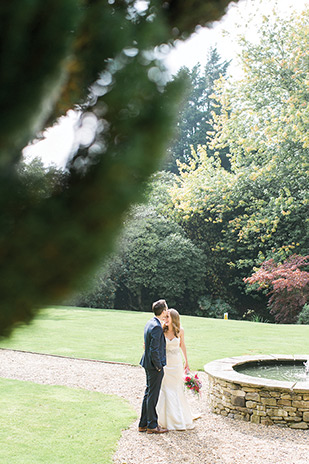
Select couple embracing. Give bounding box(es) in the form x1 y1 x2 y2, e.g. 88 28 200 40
139 299 195 434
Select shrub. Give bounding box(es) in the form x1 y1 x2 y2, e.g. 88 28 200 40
244 254 309 323
196 295 238 319
297 304 309 325
70 275 116 309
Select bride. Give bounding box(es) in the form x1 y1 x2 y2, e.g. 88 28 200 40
156 308 195 431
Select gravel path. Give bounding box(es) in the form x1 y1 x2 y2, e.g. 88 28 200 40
0 349 308 464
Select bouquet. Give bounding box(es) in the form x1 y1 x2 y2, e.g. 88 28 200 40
184 372 202 395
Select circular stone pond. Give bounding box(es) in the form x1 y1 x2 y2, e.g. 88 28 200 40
204 355 309 429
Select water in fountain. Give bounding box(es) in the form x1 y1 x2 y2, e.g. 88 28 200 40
236 360 309 382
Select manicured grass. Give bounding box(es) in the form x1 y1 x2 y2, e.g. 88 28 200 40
0 378 136 464
1 306 309 370
0 307 147 365
185 317 309 369
0 306 308 463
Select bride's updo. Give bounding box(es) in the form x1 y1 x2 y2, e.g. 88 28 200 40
164 308 180 338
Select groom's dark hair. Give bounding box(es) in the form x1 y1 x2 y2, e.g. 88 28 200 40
152 299 167 316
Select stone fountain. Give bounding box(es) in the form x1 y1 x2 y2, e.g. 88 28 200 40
204 355 309 429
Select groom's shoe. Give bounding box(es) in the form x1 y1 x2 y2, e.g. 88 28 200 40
138 426 148 432
146 426 168 434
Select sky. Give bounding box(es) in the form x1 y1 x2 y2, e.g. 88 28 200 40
24 0 308 168
165 0 308 76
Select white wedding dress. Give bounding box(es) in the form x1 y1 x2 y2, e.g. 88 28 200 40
156 336 194 430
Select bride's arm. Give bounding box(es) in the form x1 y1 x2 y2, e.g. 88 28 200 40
179 327 189 372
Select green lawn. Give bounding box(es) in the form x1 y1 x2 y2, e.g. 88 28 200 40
1 306 309 370
0 378 135 464
0 306 308 463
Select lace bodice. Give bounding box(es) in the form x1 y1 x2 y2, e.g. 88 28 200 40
165 336 182 366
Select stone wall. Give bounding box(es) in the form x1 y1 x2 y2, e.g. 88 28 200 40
204 355 309 429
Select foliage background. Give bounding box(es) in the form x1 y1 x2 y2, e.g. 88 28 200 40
72 7 309 323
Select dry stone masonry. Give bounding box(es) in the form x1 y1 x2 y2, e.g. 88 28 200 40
204 355 309 429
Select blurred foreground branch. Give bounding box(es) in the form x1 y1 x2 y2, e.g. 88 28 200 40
0 0 236 336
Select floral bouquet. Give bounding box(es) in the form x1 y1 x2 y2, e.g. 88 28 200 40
184 372 202 395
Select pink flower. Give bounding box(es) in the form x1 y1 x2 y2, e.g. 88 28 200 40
184 372 202 395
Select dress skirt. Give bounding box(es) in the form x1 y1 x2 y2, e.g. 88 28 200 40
156 337 194 430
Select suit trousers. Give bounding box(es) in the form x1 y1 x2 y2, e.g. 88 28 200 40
139 368 164 429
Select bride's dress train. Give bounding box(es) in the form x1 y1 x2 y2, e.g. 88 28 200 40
156 337 194 430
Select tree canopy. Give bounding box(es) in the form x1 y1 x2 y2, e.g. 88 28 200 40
71 6 308 322
72 172 208 314
168 7 309 318
244 255 309 323
165 47 230 172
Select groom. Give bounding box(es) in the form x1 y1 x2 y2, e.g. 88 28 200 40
138 299 168 434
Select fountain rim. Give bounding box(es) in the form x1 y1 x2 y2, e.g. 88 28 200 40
204 354 309 392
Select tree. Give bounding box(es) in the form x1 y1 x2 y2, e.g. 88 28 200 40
165 48 230 173
207 7 309 267
244 255 309 323
0 0 235 336
76 205 208 313
168 7 309 317
209 9 309 165
17 157 67 199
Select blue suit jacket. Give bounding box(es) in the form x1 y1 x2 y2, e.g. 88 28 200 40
140 317 166 371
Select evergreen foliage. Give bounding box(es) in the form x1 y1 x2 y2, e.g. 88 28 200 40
297 304 309 325
165 48 230 172
0 0 235 336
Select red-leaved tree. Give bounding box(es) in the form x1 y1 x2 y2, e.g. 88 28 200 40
244 255 309 323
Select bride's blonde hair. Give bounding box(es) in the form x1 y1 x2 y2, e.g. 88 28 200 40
164 308 180 338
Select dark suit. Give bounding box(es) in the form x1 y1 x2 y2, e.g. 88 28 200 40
139 317 166 429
